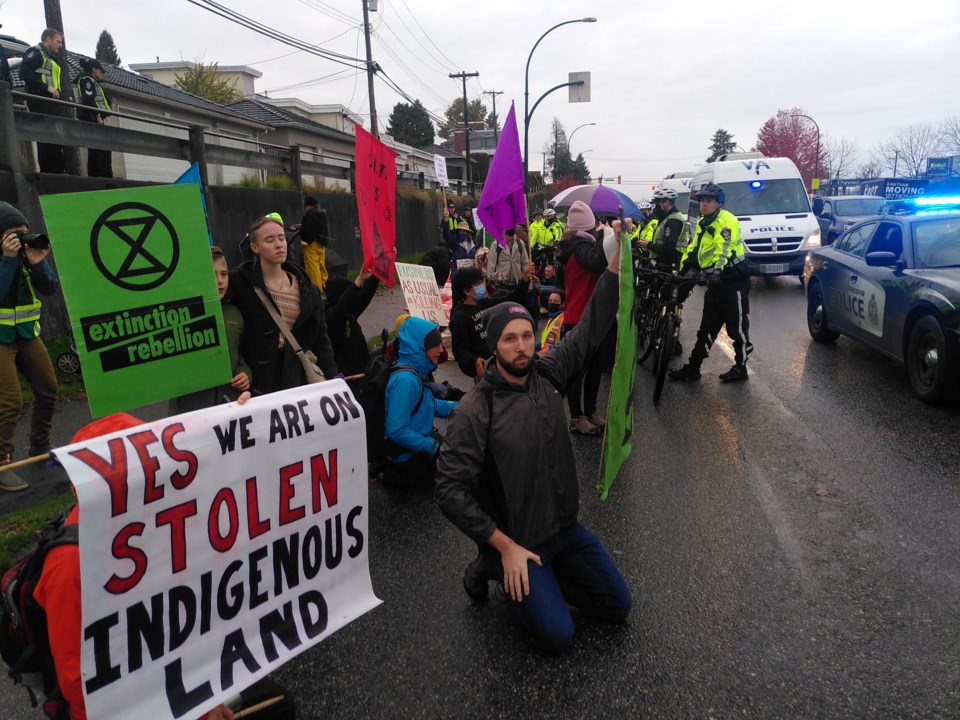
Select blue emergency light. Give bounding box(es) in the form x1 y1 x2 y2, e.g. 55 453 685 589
750 181 763 189
913 196 960 206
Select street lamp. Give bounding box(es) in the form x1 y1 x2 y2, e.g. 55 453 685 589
791 113 821 193
567 122 596 156
524 17 597 190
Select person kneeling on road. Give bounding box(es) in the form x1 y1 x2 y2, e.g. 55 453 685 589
435 240 632 653
383 317 458 487
0 202 59 492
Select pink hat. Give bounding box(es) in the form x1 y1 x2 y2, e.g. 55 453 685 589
565 200 595 231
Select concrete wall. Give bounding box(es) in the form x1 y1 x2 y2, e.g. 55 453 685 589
0 170 475 344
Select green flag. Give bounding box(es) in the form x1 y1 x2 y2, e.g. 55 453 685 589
40 184 232 417
597 222 638 500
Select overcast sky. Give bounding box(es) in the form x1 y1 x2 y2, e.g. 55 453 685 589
3 0 960 197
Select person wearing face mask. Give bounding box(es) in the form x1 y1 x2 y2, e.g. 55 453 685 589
538 290 565 353
448 264 534 380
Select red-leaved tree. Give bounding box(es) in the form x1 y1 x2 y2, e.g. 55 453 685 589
755 108 827 188
548 175 579 196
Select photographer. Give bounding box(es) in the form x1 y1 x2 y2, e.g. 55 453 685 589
0 202 59 491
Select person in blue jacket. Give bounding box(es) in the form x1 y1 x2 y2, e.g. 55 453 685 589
383 316 458 487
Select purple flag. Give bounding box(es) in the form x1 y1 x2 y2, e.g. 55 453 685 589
477 102 527 248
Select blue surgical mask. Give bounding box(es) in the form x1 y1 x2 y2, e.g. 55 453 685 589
473 284 487 300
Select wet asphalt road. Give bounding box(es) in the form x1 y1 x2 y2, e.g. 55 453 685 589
4 276 960 719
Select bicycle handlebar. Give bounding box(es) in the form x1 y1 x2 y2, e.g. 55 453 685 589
635 267 707 286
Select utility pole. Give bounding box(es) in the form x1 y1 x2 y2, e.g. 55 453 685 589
483 90 503 144
449 71 479 184
43 0 81 175
361 0 379 137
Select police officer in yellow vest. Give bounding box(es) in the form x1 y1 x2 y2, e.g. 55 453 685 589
20 29 67 174
76 58 114 178
0 203 59 492
640 187 687 267
669 183 753 383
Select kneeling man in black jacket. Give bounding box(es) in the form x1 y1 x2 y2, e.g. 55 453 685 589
435 234 632 652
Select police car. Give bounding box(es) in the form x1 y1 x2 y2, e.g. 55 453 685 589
803 196 960 403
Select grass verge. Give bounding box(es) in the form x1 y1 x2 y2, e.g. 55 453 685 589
0 491 76 569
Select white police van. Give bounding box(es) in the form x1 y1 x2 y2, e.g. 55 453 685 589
687 155 821 279
655 172 695 210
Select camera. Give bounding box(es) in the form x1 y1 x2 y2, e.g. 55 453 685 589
14 231 50 250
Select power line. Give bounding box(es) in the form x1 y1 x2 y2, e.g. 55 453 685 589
381 7 455 73
372 32 448 107
394 0 460 69
294 0 359 26
183 0 366 70
265 68 357 94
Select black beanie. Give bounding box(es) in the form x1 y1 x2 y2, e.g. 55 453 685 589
0 202 27 233
423 327 442 350
483 303 535 352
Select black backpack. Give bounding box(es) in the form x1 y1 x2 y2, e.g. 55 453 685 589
358 343 425 477
0 513 78 719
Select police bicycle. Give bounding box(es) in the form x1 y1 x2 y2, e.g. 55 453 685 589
636 268 705 404
633 254 666 365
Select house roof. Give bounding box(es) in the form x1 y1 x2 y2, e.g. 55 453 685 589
129 61 263 79
228 97 354 143
10 48 265 127
421 144 466 161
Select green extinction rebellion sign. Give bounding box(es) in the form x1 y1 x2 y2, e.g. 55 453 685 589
41 184 231 417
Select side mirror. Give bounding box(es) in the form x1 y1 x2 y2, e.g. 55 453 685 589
865 251 898 267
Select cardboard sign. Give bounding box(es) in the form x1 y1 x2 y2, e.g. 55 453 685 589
57 381 381 720
40 185 232 417
356 126 398 287
433 154 450 188
395 262 447 327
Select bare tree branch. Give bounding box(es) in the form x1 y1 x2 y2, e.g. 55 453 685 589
875 123 946 178
823 135 859 180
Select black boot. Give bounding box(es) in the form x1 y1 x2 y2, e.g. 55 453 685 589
463 549 501 603
719 364 749 382
668 363 701 381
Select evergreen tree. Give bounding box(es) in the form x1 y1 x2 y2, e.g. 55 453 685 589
386 100 435 147
707 128 737 162
543 118 575 182
437 97 488 140
174 62 241 104
95 29 122 66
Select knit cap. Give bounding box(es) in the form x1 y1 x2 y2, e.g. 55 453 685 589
0 202 27 233
483 302 535 352
565 200 595 231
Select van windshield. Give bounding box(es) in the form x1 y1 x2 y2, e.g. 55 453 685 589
722 179 810 215
835 198 884 217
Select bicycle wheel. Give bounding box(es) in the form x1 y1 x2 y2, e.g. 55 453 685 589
653 314 678 405
636 295 660 364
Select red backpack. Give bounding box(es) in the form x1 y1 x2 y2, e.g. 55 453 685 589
0 512 78 719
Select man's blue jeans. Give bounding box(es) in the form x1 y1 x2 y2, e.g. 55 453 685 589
512 522 632 652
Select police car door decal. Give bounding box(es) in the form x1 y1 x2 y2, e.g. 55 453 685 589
830 274 885 337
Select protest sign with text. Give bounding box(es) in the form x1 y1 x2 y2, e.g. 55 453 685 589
56 380 381 720
395 262 447 327
355 126 397 287
40 185 232 417
433 154 450 188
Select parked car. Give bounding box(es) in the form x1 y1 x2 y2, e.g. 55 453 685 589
812 195 885 245
803 197 960 403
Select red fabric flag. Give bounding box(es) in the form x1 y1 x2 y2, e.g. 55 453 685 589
355 126 397 287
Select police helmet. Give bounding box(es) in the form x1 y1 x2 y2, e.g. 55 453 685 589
638 201 653 211
543 208 557 218
652 187 678 201
693 183 725 204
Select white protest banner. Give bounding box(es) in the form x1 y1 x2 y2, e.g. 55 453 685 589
57 380 381 720
395 262 447 327
433 154 450 188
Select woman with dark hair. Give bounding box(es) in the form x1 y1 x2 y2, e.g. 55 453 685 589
448 264 534 380
324 263 379 378
229 214 337 393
